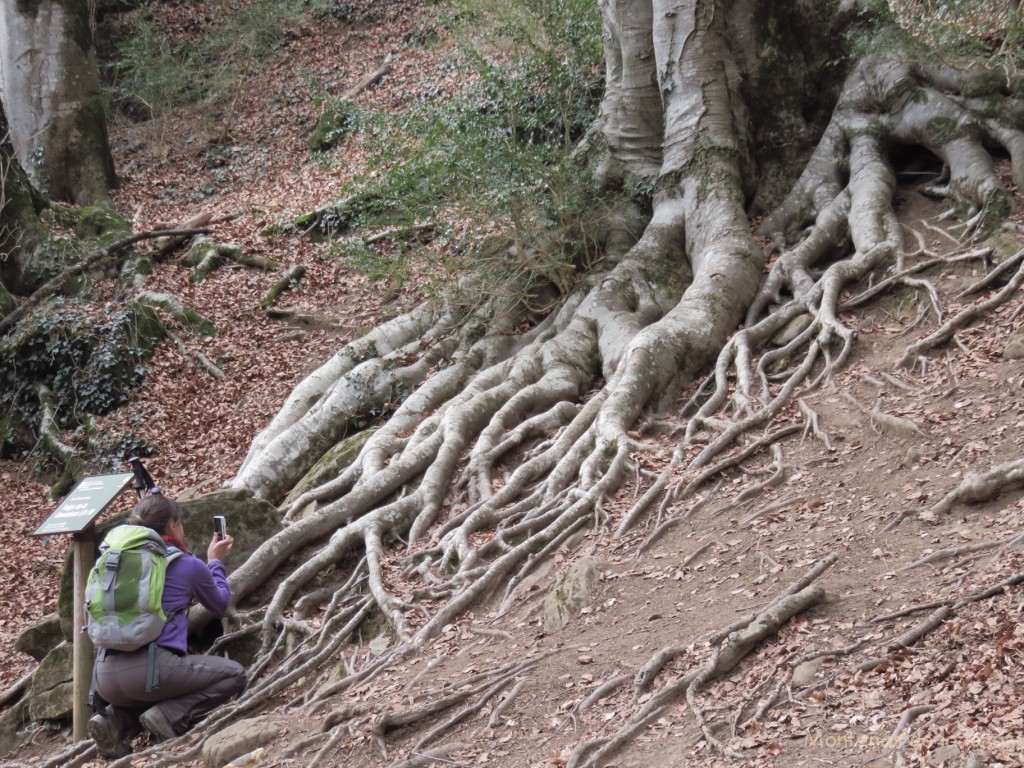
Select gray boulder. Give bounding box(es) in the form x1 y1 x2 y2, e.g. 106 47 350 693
14 613 62 662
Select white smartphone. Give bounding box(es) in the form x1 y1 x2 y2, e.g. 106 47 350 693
213 515 227 540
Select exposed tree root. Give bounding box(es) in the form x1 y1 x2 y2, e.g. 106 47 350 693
193 19 1024 768
165 327 225 380
0 669 33 709
887 606 954 650
884 457 1024 530
387 742 466 768
872 569 1024 624
368 652 556 760
841 390 929 441
225 36 1023 676
567 579 827 768
886 703 936 768
0 742 92 768
899 253 1024 368
739 492 805 528
153 213 214 257
181 233 307 309
731 639 868 732
899 530 1024 571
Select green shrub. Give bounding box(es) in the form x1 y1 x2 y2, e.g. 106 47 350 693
891 0 1018 54
104 0 345 121
319 0 604 305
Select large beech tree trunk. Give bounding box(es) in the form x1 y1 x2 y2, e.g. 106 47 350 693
0 0 115 205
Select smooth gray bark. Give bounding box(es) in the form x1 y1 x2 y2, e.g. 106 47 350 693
0 0 115 205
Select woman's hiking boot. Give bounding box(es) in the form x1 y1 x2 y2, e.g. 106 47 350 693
140 705 178 741
88 709 137 758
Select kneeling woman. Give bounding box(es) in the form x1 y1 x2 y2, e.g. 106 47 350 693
89 495 247 757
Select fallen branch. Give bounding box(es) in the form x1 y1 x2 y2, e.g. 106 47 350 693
262 264 308 309
0 227 211 333
343 58 393 101
155 213 213 257
364 223 435 245
166 328 226 380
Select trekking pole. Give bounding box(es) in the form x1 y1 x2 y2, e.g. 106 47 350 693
127 456 160 499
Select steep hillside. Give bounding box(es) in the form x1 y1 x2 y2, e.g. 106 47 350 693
2 2 1023 767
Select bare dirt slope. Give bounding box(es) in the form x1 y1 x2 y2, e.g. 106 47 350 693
2 3 1024 767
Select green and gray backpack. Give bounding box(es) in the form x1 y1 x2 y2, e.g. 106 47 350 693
85 525 183 651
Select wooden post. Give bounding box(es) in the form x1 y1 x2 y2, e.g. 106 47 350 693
71 525 95 741
29 472 135 740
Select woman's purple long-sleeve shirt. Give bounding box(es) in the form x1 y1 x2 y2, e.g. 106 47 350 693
157 554 230 653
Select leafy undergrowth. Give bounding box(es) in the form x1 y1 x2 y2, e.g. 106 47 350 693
3 1 1024 767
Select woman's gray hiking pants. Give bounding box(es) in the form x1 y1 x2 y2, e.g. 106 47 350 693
95 645 246 734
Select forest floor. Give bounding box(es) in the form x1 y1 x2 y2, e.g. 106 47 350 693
3 2 1024 767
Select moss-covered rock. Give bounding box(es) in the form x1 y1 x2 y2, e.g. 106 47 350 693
27 681 74 723
1004 326 1024 360
986 231 1024 262
0 299 163 460
179 488 283 572
202 716 285 768
282 429 376 507
307 101 360 152
0 699 31 756
26 644 73 721
74 206 130 240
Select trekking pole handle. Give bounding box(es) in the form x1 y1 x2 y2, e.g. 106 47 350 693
127 456 161 498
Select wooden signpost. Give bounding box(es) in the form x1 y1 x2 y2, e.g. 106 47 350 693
31 473 135 741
